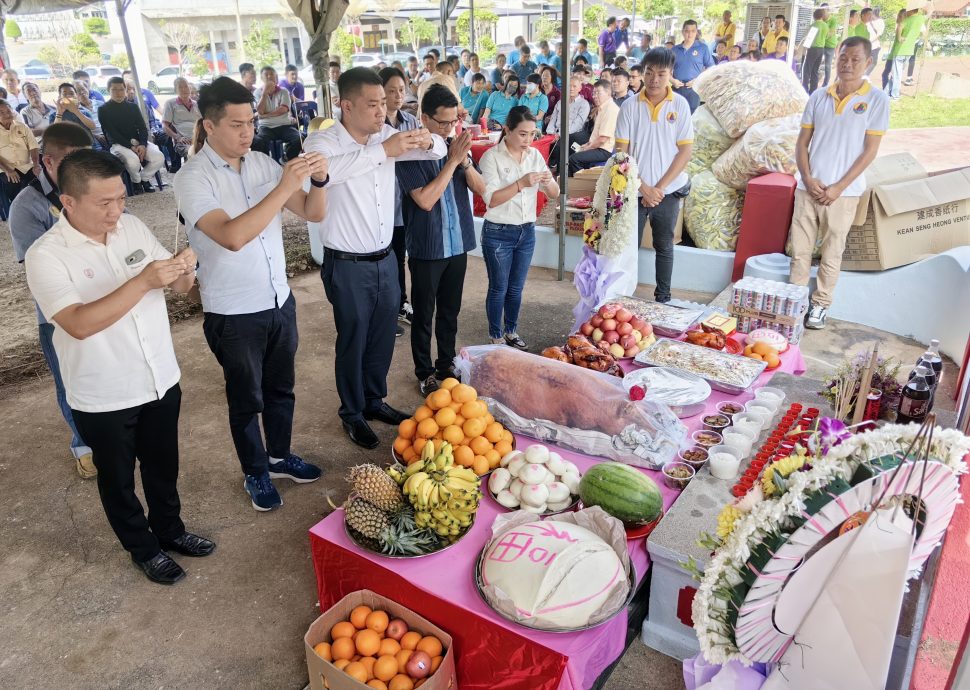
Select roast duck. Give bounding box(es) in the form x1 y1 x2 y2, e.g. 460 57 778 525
541 334 624 378
685 324 727 350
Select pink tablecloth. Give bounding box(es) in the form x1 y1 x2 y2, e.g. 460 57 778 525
309 340 806 690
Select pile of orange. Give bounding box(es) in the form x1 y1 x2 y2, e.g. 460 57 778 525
743 341 782 370
312 605 445 690
392 379 514 476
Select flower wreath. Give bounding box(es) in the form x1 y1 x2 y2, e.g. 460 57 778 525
686 422 970 666
582 152 639 258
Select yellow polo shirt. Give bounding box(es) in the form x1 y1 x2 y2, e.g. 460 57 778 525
715 21 736 46
615 86 693 194
796 80 890 197
762 29 789 55
0 119 38 173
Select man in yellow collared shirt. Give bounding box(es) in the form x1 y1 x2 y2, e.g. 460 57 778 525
713 10 736 49
616 48 693 303
789 37 889 329
762 15 789 55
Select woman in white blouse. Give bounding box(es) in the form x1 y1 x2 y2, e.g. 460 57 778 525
479 106 559 350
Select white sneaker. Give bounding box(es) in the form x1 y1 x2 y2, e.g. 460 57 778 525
805 303 828 330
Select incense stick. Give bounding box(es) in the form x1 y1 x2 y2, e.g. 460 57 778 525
852 345 879 426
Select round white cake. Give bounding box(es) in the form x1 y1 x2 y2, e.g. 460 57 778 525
482 520 628 629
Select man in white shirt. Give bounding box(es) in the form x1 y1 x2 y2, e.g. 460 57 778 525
24 149 212 585
256 66 303 161
569 79 618 174
174 77 329 511
547 74 591 173
616 48 694 303
462 53 491 90
304 67 447 449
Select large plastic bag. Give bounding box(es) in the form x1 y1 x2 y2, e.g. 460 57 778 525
687 105 735 177
684 171 745 251
694 60 808 138
454 345 686 469
712 114 801 190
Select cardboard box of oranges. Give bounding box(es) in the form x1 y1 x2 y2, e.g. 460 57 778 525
392 379 514 476
305 590 457 690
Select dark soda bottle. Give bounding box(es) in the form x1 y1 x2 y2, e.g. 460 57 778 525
917 339 943 385
898 367 932 424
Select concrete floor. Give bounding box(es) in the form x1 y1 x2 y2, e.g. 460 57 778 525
0 257 958 690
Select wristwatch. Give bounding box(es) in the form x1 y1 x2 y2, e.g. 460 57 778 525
311 175 330 188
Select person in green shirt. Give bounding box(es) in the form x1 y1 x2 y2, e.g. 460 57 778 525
881 8 907 89
821 3 840 86
460 73 490 123
803 9 829 94
888 7 928 99
848 10 869 39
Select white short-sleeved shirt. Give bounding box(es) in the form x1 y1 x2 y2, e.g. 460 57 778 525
161 97 201 139
615 87 694 194
24 213 180 413
480 140 550 225
796 80 890 198
174 143 289 315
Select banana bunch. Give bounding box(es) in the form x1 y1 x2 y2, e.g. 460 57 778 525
402 442 482 540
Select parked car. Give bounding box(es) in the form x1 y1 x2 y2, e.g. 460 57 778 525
383 51 416 66
350 52 383 68
83 64 125 91
146 65 183 94
21 64 52 81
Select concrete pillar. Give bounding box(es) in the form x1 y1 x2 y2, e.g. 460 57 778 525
278 25 286 64
209 30 221 75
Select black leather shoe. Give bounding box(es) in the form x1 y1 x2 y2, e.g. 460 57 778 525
343 419 379 449
160 532 216 557
141 180 156 193
363 403 409 426
133 551 186 585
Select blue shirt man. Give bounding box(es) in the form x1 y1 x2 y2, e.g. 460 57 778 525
672 21 714 112
536 42 562 74
511 50 539 83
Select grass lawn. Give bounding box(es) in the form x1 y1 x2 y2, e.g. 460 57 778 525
890 95 970 128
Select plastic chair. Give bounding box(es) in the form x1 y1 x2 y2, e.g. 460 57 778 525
121 169 165 196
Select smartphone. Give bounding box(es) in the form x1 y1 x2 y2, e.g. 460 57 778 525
570 142 581 152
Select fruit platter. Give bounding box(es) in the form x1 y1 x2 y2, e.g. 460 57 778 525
486 444 582 516
338 442 483 558
634 337 768 394
601 296 705 338
620 366 711 418
573 302 657 360
392 378 515 476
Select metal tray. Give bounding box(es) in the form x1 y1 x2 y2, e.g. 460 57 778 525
621 366 712 418
634 338 767 394
601 296 705 338
473 546 637 633
344 517 475 559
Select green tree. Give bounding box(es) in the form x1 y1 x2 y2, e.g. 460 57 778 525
398 17 436 54
110 52 130 69
535 17 561 41
457 4 499 59
70 33 102 64
244 19 282 70
5 18 21 41
583 5 607 44
331 26 357 65
84 17 110 36
188 53 210 79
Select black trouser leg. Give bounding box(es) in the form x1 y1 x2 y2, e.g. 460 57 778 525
568 147 611 175
637 192 682 302
202 296 297 475
258 125 303 160
392 225 407 307
408 254 467 380
322 254 400 422
433 253 466 376
260 295 298 459
72 384 184 562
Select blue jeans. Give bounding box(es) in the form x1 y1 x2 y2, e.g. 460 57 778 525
481 220 535 339
888 56 908 99
38 322 90 459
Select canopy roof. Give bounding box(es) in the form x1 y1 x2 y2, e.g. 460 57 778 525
1 0 97 13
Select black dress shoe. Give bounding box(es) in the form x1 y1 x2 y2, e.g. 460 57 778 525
141 180 156 193
160 532 216 557
133 551 186 585
343 419 379 449
435 367 459 382
363 403 409 426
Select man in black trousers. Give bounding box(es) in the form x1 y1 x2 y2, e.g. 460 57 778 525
24 150 212 584
304 68 447 449
396 85 484 395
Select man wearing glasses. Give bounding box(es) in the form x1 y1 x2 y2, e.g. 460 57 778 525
395 85 485 395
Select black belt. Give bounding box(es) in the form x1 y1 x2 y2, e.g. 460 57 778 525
323 246 392 262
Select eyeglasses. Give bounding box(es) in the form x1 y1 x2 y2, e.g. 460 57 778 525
429 115 459 127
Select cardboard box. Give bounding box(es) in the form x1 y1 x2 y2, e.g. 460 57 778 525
305 590 458 690
842 153 970 271
565 167 603 199
555 206 590 235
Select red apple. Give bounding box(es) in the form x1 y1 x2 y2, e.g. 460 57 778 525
630 317 647 332
609 343 625 358
598 303 618 319
386 618 409 641
615 308 633 323
601 318 617 332
604 330 620 344
406 650 433 679
590 314 604 328
620 333 638 349
579 322 594 336
639 322 654 338
624 345 640 358
591 328 604 343
617 322 633 336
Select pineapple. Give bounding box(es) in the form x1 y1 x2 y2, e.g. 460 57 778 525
345 497 441 556
380 522 440 557
348 464 405 511
345 497 389 540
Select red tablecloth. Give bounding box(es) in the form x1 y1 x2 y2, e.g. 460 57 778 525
471 134 556 218
309 340 807 690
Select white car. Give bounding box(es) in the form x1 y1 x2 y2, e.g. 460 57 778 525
350 53 383 69
83 64 125 91
147 66 183 94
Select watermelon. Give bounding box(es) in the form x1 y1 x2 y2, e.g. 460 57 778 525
579 462 663 525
